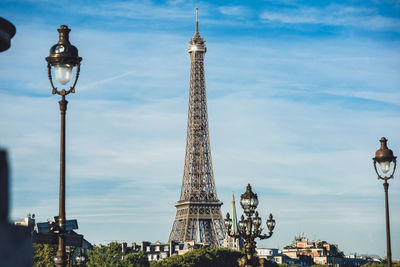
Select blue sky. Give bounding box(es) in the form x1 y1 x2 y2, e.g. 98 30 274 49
1 0 400 259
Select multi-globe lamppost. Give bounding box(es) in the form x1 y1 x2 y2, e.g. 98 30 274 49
75 249 86 266
373 137 396 267
46 25 82 267
224 184 276 267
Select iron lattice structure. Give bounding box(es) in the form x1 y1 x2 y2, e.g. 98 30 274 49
169 10 226 247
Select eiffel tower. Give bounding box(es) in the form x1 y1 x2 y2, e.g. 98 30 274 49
168 9 226 247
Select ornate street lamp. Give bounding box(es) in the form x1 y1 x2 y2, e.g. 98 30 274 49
373 137 396 267
75 249 86 266
225 184 276 267
46 25 82 267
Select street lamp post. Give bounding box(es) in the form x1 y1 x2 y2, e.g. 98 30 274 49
75 249 86 266
373 137 396 267
46 25 82 267
224 184 276 267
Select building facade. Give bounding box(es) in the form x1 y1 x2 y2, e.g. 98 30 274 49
281 235 380 266
123 241 208 262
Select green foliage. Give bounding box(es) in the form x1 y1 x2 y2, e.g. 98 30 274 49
87 242 149 267
262 259 279 267
124 251 149 267
313 265 333 267
33 243 57 267
150 247 245 267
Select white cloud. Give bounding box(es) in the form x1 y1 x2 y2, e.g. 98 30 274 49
70 1 195 21
260 5 400 31
219 6 251 18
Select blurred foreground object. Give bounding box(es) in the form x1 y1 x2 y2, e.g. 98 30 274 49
0 149 33 266
0 17 16 52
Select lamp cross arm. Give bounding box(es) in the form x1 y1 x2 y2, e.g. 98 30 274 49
231 232 242 239
258 231 273 240
239 229 251 240
226 228 241 239
254 227 263 237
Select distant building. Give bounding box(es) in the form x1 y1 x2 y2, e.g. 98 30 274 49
14 213 35 230
256 248 279 258
276 254 313 266
282 234 379 266
121 240 209 262
256 247 313 266
223 194 244 250
283 234 342 260
343 253 382 266
141 241 175 261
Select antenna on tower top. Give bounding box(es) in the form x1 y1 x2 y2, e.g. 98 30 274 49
195 8 199 33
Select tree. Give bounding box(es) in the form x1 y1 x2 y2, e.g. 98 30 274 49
33 243 57 267
87 242 149 267
150 247 245 267
124 252 149 267
261 259 278 267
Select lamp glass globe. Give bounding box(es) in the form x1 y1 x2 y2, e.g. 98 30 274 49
379 161 391 174
54 64 73 85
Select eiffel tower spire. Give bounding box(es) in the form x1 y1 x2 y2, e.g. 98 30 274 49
195 7 199 34
168 9 225 247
